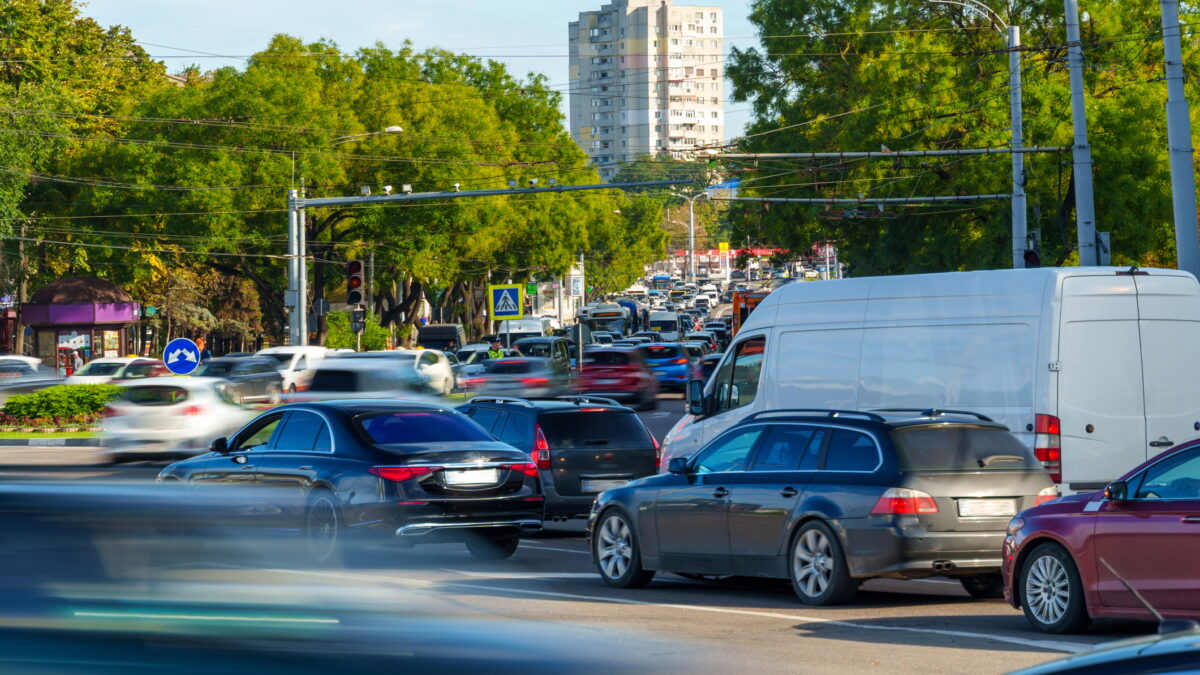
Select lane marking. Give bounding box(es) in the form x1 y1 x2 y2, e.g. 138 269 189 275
443 569 599 579
522 543 590 555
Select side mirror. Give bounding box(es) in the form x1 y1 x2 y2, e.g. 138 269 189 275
210 437 229 455
667 457 690 474
687 379 706 416
1104 480 1128 501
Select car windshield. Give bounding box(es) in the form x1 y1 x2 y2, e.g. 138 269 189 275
358 411 492 444
890 427 1041 471
585 351 632 366
194 362 234 377
121 362 159 378
74 362 123 377
537 411 652 449
123 385 189 406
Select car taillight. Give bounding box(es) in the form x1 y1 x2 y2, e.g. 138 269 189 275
461 377 484 387
1034 485 1059 506
369 466 440 482
502 462 539 477
181 405 204 416
1034 413 1062 484
102 406 121 417
521 377 549 386
870 488 939 515
532 426 551 469
673 358 689 364
651 434 661 469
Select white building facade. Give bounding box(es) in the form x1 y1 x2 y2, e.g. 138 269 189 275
568 0 724 180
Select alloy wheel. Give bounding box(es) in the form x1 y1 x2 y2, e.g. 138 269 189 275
307 496 339 562
597 515 633 580
793 528 834 598
1025 554 1071 625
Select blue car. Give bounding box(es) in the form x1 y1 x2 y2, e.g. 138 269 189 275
637 343 693 392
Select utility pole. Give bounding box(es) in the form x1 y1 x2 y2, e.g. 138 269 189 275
1009 25 1028 269
687 196 696 283
1065 0 1098 265
1161 0 1200 277
287 189 300 345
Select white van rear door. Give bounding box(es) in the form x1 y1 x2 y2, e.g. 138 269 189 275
1058 276 1145 489
1134 274 1200 459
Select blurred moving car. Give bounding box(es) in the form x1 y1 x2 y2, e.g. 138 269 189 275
594 409 1054 605
1003 437 1200 633
573 348 659 411
159 401 543 560
1004 623 1200 674
329 349 455 395
512 337 573 383
256 345 328 393
466 357 570 399
193 356 284 404
65 357 168 384
698 353 722 383
101 377 253 462
299 358 433 402
459 397 659 520
456 347 519 380
684 331 719 353
638 343 695 392
681 341 709 360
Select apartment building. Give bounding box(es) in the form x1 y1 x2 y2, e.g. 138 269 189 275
568 0 724 180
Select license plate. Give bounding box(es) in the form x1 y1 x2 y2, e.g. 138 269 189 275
957 499 1016 517
443 469 499 485
582 479 628 493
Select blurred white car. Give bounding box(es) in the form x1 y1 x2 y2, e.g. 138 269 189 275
100 377 253 462
65 357 168 384
293 358 440 403
326 349 455 395
255 346 328 393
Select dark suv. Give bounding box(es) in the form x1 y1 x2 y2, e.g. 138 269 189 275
458 396 660 520
588 409 1056 605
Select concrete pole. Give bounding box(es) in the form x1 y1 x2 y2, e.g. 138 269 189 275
287 190 300 346
297 203 309 345
1161 0 1200 277
687 196 696 284
1009 25 1028 269
1065 0 1098 265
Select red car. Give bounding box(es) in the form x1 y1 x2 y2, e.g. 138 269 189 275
573 347 659 411
1002 438 1200 633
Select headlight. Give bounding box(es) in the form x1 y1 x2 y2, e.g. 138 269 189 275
1006 517 1025 536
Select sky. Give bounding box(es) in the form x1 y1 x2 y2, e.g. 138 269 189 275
82 0 759 141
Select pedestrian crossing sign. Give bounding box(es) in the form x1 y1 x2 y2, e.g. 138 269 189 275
488 284 524 320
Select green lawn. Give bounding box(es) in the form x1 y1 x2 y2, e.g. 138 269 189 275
0 431 98 439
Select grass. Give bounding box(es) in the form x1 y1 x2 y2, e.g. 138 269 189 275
0 431 98 439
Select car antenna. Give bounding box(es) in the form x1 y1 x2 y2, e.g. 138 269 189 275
1099 557 1198 634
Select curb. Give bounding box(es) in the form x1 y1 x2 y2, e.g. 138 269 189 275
0 438 101 447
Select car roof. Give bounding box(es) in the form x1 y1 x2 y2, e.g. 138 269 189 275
731 409 1008 432
462 397 634 413
279 399 457 416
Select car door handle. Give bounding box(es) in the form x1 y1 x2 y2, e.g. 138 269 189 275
711 487 729 498
1150 437 1174 447
780 487 799 498
298 466 312 471
1181 516 1200 524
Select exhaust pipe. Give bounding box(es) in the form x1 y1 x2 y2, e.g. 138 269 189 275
931 560 956 572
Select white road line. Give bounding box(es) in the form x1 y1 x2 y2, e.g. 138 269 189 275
521 543 590 555
443 569 599 579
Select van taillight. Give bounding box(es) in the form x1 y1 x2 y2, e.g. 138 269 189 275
870 488 939 515
1034 413 1062 483
532 426 551 469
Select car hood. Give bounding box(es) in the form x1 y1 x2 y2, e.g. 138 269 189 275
1006 628 1200 674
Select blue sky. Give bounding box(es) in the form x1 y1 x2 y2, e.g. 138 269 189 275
83 0 759 140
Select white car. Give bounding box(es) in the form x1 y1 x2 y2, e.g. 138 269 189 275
298 357 444 402
100 377 253 462
65 357 167 384
324 349 455 395
255 346 328 393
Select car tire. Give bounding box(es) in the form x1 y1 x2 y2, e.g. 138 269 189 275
265 385 281 406
1019 543 1090 633
960 573 1005 599
466 535 520 560
288 384 297 395
788 521 858 605
593 509 655 588
305 491 345 567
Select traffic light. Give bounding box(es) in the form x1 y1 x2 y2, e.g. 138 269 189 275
345 259 364 305
350 307 366 335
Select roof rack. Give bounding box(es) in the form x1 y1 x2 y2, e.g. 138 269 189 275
871 408 995 423
744 409 886 423
555 395 622 407
466 396 534 407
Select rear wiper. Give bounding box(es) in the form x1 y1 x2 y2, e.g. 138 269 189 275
979 455 1025 467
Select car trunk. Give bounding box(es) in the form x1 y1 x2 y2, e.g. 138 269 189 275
579 364 641 387
537 410 656 496
372 442 532 499
108 386 194 430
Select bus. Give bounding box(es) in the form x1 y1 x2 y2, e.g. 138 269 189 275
650 274 673 291
731 291 770 336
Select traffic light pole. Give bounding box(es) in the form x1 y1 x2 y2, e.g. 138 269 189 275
1161 0 1200 277
1065 0 1098 265
285 179 686 346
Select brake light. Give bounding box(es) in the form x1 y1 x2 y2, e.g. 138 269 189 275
369 466 440 482
651 433 661 469
521 377 549 386
181 405 204 416
1034 413 1062 483
1034 486 1059 506
579 408 607 412
871 488 939 515
673 358 689 364
502 462 539 477
461 377 485 387
532 426 551 469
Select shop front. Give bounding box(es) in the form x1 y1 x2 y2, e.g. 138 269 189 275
21 278 140 376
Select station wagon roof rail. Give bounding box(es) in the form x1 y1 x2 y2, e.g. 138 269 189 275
743 409 887 423
872 408 995 422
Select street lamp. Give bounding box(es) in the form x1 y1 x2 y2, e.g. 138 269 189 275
330 125 404 146
669 191 711 284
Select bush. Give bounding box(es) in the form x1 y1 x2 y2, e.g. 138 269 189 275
2 385 122 422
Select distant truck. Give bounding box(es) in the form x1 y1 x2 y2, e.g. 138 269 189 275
417 323 466 351
731 291 770 336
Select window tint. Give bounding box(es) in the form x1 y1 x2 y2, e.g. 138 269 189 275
75 362 123 376
421 352 438 366
486 360 539 374
752 425 818 471
641 345 683 359
274 411 327 451
124 386 189 406
465 407 504 434
585 351 632 366
121 362 160 379
537 411 652 449
195 362 234 377
358 411 492 445
310 369 359 392
1135 448 1200 500
313 424 332 453
237 415 282 452
891 427 1039 472
716 337 765 412
497 414 535 450
823 429 879 472
695 427 764 473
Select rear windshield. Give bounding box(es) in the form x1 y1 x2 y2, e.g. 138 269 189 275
685 345 705 358
891 427 1041 471
75 362 123 377
649 320 677 331
518 342 555 358
486 360 538 374
359 411 492 444
194 362 233 377
586 351 632 366
641 345 683 359
310 369 359 392
538 411 653 449
123 386 189 406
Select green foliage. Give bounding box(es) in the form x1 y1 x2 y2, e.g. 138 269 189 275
726 1 1195 274
2 385 121 421
324 311 390 351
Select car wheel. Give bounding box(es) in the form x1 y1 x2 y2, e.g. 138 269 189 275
288 384 297 395
789 521 857 605
593 509 654 588
305 491 344 566
265 385 281 406
466 535 520 560
1019 543 1090 633
960 573 1005 599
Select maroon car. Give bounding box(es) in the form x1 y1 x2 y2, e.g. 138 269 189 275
1002 438 1200 633
573 348 658 411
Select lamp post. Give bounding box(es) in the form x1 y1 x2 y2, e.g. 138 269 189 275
669 191 710 283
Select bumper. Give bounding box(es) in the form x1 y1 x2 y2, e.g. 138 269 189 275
649 368 689 389
542 477 601 518
841 517 1007 579
358 499 544 543
396 519 542 537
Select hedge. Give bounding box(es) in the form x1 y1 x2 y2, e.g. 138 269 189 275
2 385 122 422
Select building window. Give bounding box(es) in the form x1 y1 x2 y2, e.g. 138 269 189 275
671 38 679 45
656 139 663 147
696 125 705 132
697 83 705 91
654 111 661 118
710 39 718 46
696 12 704 20
685 39 692 46
697 68 705 76
687 24 695 32
712 126 719 134
711 111 719 118
711 97 718 105
710 12 718 21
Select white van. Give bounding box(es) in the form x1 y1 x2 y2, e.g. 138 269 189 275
648 311 683 341
661 267 1200 492
255 345 328 393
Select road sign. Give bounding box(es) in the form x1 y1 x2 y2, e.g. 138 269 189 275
568 276 583 298
718 241 729 253
163 337 201 375
313 298 330 316
488 284 524 320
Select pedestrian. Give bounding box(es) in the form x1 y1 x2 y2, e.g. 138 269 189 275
486 338 506 360
195 336 213 360
71 349 83 372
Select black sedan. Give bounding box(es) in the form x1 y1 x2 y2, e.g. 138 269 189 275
158 400 543 561
193 356 284 404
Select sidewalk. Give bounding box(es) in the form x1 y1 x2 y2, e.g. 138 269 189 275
0 445 104 466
